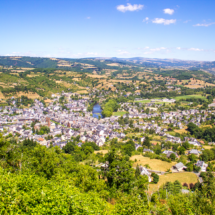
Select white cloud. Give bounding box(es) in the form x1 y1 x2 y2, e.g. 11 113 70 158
150 47 166 52
139 47 170 55
143 17 149 23
188 48 203 51
5 51 38 57
152 18 176 25
86 52 98 56
184 20 191 23
116 3 144 12
176 47 181 50
163 8 174 15
86 17 91 19
193 22 215 27
117 50 129 55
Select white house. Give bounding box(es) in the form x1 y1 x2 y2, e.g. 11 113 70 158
196 161 208 172
139 166 152 182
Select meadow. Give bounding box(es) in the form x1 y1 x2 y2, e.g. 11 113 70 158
148 172 198 193
130 155 176 172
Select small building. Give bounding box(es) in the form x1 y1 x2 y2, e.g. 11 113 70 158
173 162 187 172
196 161 208 172
143 148 154 154
135 144 142 151
139 166 151 182
188 149 201 156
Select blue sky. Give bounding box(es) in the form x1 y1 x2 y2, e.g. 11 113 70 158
0 0 215 61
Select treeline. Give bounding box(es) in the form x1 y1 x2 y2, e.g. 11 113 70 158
6 96 33 107
187 122 215 142
0 56 58 68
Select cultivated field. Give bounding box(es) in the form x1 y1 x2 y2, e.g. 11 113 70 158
130 155 176 172
15 92 41 99
0 92 5 99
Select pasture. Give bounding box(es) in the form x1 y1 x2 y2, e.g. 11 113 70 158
113 111 127 116
130 155 176 172
173 95 206 100
149 172 198 193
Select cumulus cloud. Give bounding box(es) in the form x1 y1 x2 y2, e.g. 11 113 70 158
116 3 144 12
143 17 149 23
163 8 174 15
152 18 176 25
193 22 215 27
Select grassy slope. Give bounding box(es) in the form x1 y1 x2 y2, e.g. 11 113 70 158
130 155 176 172
148 172 198 193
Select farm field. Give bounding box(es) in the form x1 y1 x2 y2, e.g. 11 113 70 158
113 111 127 116
0 92 5 99
174 127 188 134
203 145 214 150
130 155 176 172
135 99 173 104
173 95 206 100
135 95 206 104
148 172 198 193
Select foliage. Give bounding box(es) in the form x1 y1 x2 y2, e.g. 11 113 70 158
102 99 119 117
151 172 159 184
36 126 50 135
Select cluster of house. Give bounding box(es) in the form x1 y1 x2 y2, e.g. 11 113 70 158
0 98 125 149
1 97 210 151
123 104 211 129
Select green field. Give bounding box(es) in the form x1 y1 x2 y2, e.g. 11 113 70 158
113 111 127 116
135 99 151 103
173 94 206 100
135 95 206 104
135 99 171 104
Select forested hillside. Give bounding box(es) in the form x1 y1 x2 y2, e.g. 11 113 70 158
0 134 215 214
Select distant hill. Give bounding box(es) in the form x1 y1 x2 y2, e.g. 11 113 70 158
0 56 215 74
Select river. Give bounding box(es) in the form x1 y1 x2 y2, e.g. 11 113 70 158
92 103 103 119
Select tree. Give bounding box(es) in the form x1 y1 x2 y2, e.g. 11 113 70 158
143 136 150 148
173 180 182 194
152 173 159 184
135 164 141 178
23 138 37 148
188 154 197 162
170 153 176 161
145 108 149 114
129 119 134 128
178 146 186 155
63 141 75 154
182 141 190 150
